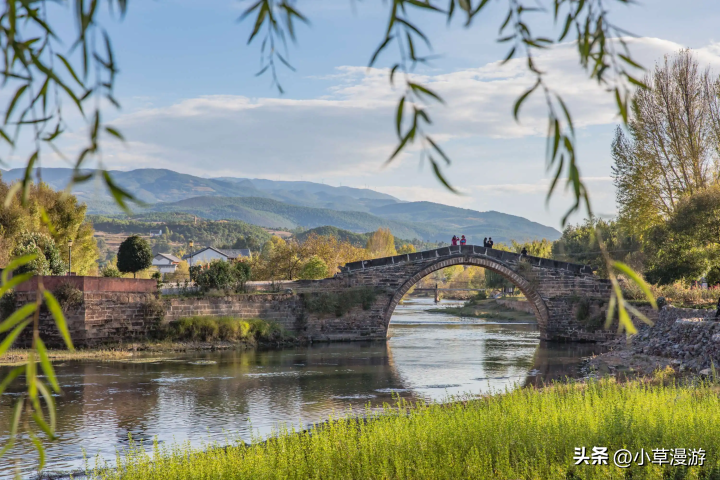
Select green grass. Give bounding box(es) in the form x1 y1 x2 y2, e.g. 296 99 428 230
86 379 720 479
159 316 289 344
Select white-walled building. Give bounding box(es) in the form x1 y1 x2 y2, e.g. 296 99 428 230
151 253 182 274
182 247 252 265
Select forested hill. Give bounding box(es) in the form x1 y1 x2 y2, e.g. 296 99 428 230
146 196 429 240
0 167 561 243
145 196 560 244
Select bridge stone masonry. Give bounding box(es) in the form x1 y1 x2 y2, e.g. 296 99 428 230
299 244 614 342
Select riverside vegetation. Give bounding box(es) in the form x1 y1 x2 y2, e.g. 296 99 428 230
0 317 290 366
427 294 536 322
83 378 720 479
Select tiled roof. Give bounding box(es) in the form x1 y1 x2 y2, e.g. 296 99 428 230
182 247 252 260
155 253 181 263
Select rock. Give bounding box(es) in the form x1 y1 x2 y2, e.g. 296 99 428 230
699 368 712 376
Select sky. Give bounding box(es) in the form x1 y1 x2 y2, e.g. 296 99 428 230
4 0 720 229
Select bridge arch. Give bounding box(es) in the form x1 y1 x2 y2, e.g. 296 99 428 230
383 255 549 333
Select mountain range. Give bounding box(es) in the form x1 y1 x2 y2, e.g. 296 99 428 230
0 168 561 244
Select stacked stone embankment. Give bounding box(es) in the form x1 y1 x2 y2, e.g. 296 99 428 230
627 306 720 371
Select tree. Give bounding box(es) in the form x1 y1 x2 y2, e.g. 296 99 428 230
644 185 720 285
0 178 99 274
366 228 397 258
11 232 66 276
299 256 329 280
397 244 416 255
551 219 642 277
511 239 552 258
117 235 153 278
612 50 720 237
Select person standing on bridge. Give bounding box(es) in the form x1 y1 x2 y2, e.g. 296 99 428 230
521 247 528 257
460 235 467 246
451 235 458 246
483 237 488 247
488 237 494 248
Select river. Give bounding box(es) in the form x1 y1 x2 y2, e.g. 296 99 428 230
0 298 606 478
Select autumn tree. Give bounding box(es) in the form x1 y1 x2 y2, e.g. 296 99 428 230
0 177 99 274
398 244 416 254
612 49 720 237
366 228 397 258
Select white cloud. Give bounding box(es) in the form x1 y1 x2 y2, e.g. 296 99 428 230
88 36 720 182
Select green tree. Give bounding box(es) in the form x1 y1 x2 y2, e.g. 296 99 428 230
299 256 329 280
117 235 153 278
12 231 66 276
644 185 720 285
511 239 552 258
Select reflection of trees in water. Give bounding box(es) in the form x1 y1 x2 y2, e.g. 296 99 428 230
480 325 538 377
523 341 608 387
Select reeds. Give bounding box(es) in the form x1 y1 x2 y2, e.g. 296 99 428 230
87 378 720 479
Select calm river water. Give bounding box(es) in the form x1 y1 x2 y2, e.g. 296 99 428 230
0 298 605 478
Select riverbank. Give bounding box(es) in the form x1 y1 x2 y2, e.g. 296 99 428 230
426 298 535 321
0 317 296 366
77 378 720 479
587 306 720 377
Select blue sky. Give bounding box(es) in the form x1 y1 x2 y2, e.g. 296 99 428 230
6 0 720 229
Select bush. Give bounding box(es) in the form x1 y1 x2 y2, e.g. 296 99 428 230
12 231 66 276
142 297 166 324
53 282 84 310
162 316 285 343
101 265 122 278
195 260 252 293
0 291 16 320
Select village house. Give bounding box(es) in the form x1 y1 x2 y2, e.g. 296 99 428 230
151 253 182 274
182 246 252 265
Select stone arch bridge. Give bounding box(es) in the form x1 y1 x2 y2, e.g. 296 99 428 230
299 245 613 342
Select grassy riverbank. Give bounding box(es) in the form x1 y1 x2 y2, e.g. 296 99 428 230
85 378 720 479
428 298 535 321
1 317 292 365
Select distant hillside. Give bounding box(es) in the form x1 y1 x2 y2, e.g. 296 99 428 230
0 168 400 213
369 202 561 242
1 167 561 243
148 196 428 239
295 226 371 247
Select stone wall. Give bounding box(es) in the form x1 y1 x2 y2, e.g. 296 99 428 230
15 275 156 293
628 306 720 371
164 294 303 333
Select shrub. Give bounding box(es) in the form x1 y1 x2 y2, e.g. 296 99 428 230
11 231 66 276
142 297 166 324
194 260 252 293
101 265 122 277
0 290 16 320
53 282 84 310
162 316 285 343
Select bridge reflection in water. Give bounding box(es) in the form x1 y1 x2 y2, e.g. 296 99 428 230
0 298 604 478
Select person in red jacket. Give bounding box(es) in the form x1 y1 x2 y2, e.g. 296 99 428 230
460 235 467 245
451 235 458 245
